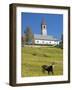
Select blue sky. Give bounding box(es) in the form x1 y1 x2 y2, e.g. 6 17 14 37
21 12 63 40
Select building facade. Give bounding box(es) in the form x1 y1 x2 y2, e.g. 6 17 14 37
34 18 60 45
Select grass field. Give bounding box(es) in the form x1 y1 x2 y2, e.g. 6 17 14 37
21 45 63 77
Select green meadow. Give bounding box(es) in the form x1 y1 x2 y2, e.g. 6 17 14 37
21 46 63 77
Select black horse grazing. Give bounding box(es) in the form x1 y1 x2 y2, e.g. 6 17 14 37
41 63 55 75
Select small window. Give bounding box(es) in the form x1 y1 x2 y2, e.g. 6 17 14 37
44 26 45 28
37 41 39 43
49 41 51 44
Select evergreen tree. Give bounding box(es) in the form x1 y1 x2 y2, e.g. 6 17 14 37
25 26 34 45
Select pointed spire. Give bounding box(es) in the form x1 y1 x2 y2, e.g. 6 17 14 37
41 17 46 25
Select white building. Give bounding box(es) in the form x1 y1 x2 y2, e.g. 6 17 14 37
34 18 60 45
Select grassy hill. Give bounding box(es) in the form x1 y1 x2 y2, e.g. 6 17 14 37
21 46 63 77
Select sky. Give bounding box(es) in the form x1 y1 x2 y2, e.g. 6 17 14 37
21 12 63 40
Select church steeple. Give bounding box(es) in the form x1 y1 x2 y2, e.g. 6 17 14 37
41 18 47 36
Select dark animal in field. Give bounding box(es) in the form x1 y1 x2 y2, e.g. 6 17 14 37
41 63 55 75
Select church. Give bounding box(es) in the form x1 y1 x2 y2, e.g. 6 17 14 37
33 18 60 45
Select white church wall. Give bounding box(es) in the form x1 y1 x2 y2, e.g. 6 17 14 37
35 40 60 45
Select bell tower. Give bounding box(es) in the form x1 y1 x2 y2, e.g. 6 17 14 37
41 18 47 36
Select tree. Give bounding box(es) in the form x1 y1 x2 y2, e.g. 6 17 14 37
21 34 26 46
59 34 63 49
25 26 34 45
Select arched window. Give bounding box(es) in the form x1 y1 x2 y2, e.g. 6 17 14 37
44 25 45 29
37 40 39 43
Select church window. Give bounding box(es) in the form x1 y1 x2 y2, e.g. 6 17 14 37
37 40 39 43
49 41 51 44
44 26 45 28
